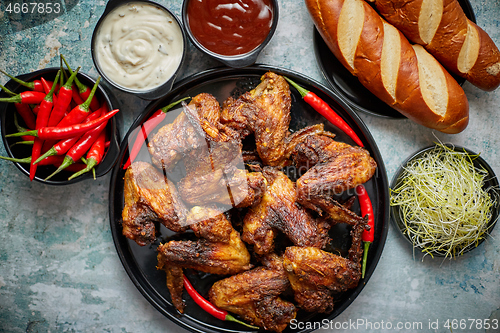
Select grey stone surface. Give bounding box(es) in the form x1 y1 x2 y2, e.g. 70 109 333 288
0 0 499 332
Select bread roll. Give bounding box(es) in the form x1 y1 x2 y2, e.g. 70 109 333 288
305 0 469 133
370 0 500 91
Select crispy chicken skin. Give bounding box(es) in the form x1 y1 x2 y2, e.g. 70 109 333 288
177 167 266 208
242 168 330 254
209 255 296 332
148 93 241 173
282 217 367 313
148 92 267 208
148 93 222 171
294 135 377 195
164 265 185 313
122 162 188 246
221 72 332 167
292 135 377 223
221 72 292 166
157 206 252 276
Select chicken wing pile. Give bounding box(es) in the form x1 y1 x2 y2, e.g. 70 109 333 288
121 72 378 332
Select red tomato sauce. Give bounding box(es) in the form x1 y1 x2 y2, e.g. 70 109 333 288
187 0 274 56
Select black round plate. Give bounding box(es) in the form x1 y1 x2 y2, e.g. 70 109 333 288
313 0 477 118
109 65 390 333
390 144 499 257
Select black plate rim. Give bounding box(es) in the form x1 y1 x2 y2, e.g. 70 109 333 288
390 144 500 257
109 65 390 333
313 0 477 118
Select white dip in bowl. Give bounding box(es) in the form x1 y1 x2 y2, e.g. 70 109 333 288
94 2 184 92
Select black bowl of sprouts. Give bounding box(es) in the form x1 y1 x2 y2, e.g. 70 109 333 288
390 143 499 258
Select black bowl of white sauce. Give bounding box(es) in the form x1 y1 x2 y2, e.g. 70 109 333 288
91 0 187 100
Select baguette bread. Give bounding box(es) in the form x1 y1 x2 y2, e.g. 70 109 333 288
305 0 469 133
370 0 500 91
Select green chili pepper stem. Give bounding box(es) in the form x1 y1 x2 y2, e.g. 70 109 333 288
45 156 73 180
6 129 37 138
67 158 97 180
44 70 61 103
61 54 86 93
160 96 191 113
10 141 34 148
0 83 16 96
0 95 22 103
80 76 101 111
0 155 31 163
361 241 371 279
224 314 259 329
60 56 68 83
284 77 309 99
0 70 35 90
60 59 65 87
62 66 80 90
34 147 57 165
14 113 25 132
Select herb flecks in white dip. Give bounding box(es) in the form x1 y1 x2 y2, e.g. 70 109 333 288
95 2 183 91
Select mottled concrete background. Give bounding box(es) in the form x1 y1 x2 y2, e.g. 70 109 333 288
0 0 499 332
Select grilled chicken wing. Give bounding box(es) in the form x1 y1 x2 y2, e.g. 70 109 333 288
122 161 189 246
221 72 332 167
242 168 330 254
164 265 185 313
292 135 376 223
282 217 367 313
148 92 265 208
148 93 223 171
209 255 296 332
177 166 266 208
157 206 252 275
221 72 292 166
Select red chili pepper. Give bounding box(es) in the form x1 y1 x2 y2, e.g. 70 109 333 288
1 83 37 130
71 85 85 105
35 74 60 129
16 103 37 129
41 77 57 106
284 77 364 147
32 104 40 116
34 107 105 164
0 91 46 104
47 66 80 127
356 184 375 279
0 70 44 92
29 72 60 180
57 76 101 128
7 109 119 141
45 120 108 180
182 274 258 329
122 97 190 169
61 55 101 111
68 129 106 180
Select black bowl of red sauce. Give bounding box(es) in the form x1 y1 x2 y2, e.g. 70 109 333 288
182 0 279 68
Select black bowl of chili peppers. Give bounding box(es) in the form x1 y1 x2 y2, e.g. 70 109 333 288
0 65 120 185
